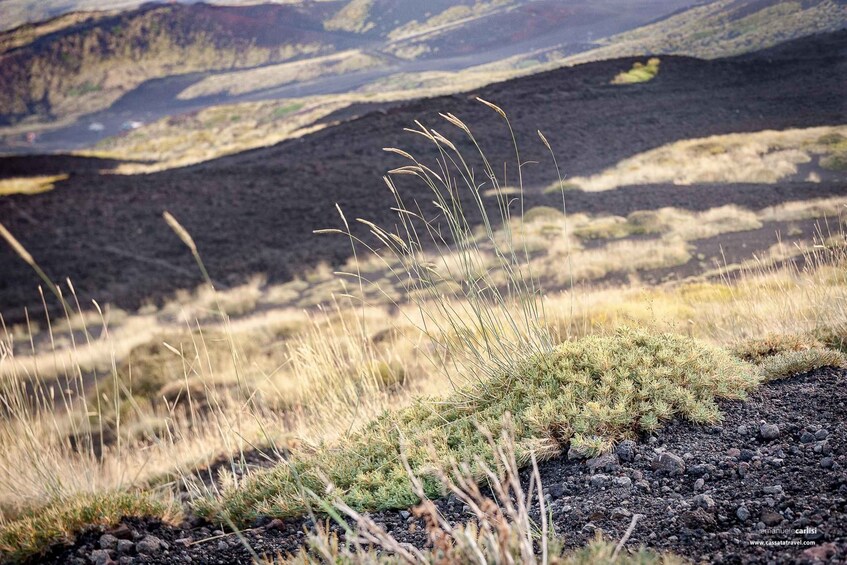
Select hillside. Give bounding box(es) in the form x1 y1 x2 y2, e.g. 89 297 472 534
565 0 847 63
0 30 844 323
0 2 349 126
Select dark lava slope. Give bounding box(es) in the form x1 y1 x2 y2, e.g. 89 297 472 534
0 31 845 323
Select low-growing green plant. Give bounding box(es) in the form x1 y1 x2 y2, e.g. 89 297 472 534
612 58 660 85
0 492 179 562
199 327 758 526
821 152 847 171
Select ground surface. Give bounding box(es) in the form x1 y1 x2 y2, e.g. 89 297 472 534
32 366 847 564
0 31 845 324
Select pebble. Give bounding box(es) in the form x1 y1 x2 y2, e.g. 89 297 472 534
90 550 114 565
590 474 610 487
693 494 716 511
651 451 686 476
216 541 229 551
616 440 636 462
761 511 784 526
116 540 134 555
98 534 118 550
737 424 749 435
821 457 834 469
137 535 164 555
738 462 749 478
613 476 632 488
759 423 780 441
586 453 619 472
694 478 705 490
815 429 829 440
736 506 751 521
801 431 816 443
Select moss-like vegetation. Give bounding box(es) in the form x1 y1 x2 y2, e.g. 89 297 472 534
200 327 758 526
733 332 847 381
0 492 178 562
612 58 660 85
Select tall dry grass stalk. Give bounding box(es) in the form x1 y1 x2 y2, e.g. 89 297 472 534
322 100 568 390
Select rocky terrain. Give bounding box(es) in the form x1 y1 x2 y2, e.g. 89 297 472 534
32 366 847 564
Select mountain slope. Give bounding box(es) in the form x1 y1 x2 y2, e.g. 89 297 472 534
0 2 344 126
0 30 844 323
566 0 847 63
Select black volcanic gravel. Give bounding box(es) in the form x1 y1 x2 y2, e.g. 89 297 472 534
32 367 847 565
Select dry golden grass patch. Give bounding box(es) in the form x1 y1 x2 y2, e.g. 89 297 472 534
559 125 847 191
178 50 385 101
0 175 68 196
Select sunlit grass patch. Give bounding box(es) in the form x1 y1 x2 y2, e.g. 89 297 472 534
0 175 68 196
0 492 179 562
199 327 758 526
612 58 660 85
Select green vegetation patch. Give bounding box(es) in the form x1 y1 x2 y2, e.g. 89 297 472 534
733 332 847 382
200 328 759 526
612 58 661 85
0 492 178 562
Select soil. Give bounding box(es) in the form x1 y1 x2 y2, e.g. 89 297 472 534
1 31 845 324
28 366 847 565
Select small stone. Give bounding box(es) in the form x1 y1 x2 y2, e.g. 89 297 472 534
217 540 229 551
737 425 749 436
761 511 784 526
694 478 705 490
693 494 716 511
90 550 114 565
736 506 751 521
738 462 749 478
611 507 632 519
265 518 286 531
400 510 410 519
762 485 784 496
815 429 829 440
616 440 636 462
651 451 686 476
739 449 755 462
136 535 164 555
590 474 610 488
726 448 741 458
586 453 619 473
821 457 834 469
116 540 134 555
803 543 837 562
99 534 118 550
174 538 192 547
801 431 816 443
759 423 780 441
613 476 632 488
548 483 565 499
109 524 133 540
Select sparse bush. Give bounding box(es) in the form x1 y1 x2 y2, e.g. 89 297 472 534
821 152 847 171
612 58 660 85
199 327 758 526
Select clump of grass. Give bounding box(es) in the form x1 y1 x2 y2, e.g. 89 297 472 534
821 152 847 171
199 327 758 526
283 420 682 565
0 492 179 562
0 175 68 196
612 58 660 85
732 333 847 382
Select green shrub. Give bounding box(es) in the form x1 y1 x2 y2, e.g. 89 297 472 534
612 58 661 85
199 327 758 526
